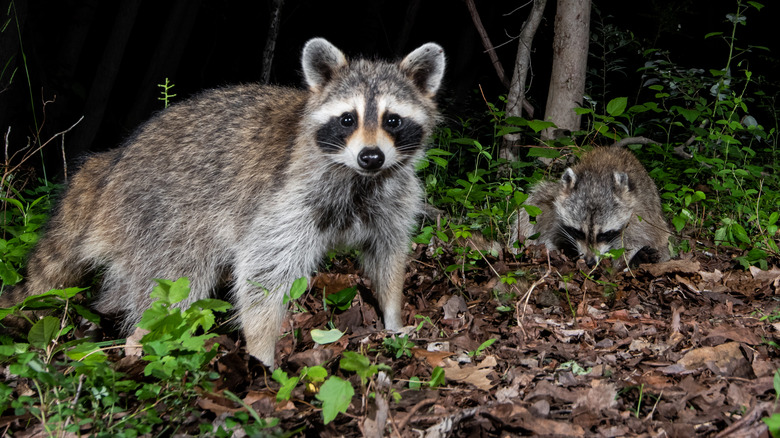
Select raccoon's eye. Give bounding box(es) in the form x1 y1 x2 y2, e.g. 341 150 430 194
597 230 621 243
383 114 402 129
561 225 586 241
339 112 356 128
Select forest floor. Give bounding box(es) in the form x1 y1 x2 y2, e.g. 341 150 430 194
206 239 780 437
8 240 780 437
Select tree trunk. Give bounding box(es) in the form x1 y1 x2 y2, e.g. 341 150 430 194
542 0 590 140
262 0 284 84
506 0 548 122
501 0 547 162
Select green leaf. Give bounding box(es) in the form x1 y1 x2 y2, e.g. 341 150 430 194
316 376 354 424
429 366 446 388
284 276 308 304
325 286 358 311
605 97 627 117
526 119 556 133
704 31 723 39
28 316 61 350
150 278 190 304
527 147 560 159
272 369 300 402
311 328 344 345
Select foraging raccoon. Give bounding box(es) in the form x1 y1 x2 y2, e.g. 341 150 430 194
3 38 445 367
511 146 671 269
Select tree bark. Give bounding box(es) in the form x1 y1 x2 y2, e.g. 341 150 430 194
262 0 284 84
506 0 548 121
542 0 590 140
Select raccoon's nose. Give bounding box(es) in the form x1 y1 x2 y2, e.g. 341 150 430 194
357 147 385 170
584 255 598 268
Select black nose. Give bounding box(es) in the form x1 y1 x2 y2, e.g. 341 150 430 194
357 147 385 170
584 256 597 268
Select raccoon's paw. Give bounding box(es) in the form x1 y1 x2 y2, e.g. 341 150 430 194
629 246 661 266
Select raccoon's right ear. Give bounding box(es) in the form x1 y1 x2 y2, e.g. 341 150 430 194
301 38 348 91
561 167 577 191
400 43 446 97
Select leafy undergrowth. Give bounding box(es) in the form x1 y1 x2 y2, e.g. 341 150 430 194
3 239 780 437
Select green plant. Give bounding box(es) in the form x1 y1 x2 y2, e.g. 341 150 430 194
468 338 497 358
763 369 780 437
157 77 177 108
1 181 59 288
382 334 414 359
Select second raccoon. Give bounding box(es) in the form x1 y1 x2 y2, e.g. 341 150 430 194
511 146 671 268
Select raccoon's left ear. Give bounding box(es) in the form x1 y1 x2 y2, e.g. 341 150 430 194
400 43 446 97
613 171 632 193
301 38 348 91
561 167 577 191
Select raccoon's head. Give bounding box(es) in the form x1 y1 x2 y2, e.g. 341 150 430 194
553 166 637 267
300 38 445 176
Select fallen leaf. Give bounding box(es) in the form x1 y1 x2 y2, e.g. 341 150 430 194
677 341 748 376
412 347 453 367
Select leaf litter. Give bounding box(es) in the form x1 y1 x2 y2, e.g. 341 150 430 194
3 241 780 437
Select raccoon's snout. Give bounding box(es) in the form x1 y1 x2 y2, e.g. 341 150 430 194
357 147 385 170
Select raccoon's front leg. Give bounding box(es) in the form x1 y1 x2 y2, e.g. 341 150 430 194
361 241 408 331
233 278 287 367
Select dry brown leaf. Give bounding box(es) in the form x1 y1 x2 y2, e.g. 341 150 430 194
749 265 780 282
699 269 724 283
411 347 453 367
643 259 701 276
677 341 746 375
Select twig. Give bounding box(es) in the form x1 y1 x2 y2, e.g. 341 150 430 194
397 397 438 432
516 250 552 325
611 136 660 149
2 116 83 189
465 0 509 89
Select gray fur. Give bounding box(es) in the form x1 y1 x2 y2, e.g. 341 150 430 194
5 38 446 367
511 146 671 269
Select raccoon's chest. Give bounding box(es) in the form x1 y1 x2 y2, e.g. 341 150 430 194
308 171 400 234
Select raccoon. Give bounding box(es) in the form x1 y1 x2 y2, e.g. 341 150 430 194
2 38 446 368
511 146 671 269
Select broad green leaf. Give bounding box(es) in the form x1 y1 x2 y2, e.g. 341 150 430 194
325 286 358 311
527 147 560 159
316 376 354 424
606 97 627 117
284 276 308 304
272 369 300 402
526 119 556 133
28 316 60 349
311 328 344 345
429 366 446 388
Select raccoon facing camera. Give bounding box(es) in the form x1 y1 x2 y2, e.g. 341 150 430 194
511 146 672 269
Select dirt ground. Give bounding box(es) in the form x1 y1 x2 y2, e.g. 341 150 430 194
184 240 780 437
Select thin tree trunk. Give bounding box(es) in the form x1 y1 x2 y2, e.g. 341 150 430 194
542 0 590 140
465 0 509 88
506 0 547 122
262 0 284 84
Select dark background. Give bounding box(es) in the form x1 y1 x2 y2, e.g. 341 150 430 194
1 0 777 179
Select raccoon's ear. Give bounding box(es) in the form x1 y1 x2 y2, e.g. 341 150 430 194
561 167 577 191
400 43 446 97
301 38 348 91
613 171 632 193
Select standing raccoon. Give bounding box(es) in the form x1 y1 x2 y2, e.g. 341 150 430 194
4 38 446 367
511 146 671 269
